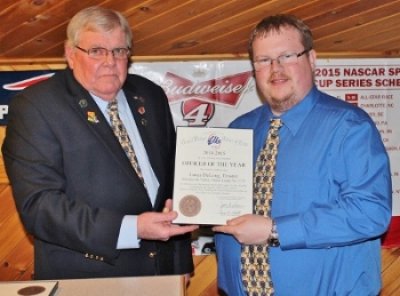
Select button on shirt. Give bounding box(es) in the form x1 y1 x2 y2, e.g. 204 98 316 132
215 86 392 296
92 90 159 249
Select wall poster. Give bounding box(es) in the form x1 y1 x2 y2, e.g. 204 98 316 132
1 58 399 250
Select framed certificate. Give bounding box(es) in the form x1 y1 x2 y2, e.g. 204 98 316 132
173 126 253 225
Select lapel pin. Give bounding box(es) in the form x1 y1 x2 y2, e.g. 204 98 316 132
79 99 88 108
133 95 145 103
87 111 99 123
138 106 145 115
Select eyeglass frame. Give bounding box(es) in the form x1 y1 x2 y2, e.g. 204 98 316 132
252 48 312 71
75 45 131 59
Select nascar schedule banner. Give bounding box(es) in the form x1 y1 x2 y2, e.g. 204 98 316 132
1 58 399 246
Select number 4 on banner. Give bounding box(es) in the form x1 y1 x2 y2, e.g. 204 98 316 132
182 99 215 126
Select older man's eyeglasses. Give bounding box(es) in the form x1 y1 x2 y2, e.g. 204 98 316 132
253 48 312 71
75 46 131 59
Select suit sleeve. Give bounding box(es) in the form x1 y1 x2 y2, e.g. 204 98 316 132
2 92 123 263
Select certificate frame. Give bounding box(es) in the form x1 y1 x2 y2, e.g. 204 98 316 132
173 126 253 225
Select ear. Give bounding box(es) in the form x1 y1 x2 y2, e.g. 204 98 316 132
64 43 75 69
308 49 317 71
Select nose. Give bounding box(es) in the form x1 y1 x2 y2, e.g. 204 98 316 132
271 58 282 67
270 58 283 72
104 51 116 64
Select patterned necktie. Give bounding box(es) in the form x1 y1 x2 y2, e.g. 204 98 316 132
241 118 283 296
108 100 145 186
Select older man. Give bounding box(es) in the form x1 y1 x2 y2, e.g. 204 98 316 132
3 6 197 280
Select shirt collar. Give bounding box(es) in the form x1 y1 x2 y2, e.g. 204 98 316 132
279 86 319 136
90 90 125 116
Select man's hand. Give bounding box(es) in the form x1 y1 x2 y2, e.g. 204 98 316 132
212 214 272 245
137 199 198 241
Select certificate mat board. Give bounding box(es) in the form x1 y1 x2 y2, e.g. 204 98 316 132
173 127 253 225
0 281 58 296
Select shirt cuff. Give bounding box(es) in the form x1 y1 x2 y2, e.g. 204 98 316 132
275 214 306 249
116 215 141 249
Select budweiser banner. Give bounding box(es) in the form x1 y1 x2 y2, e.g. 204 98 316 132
1 59 399 247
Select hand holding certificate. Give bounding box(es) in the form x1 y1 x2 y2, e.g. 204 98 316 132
173 127 253 225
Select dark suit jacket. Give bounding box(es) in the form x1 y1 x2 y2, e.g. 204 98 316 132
2 68 193 280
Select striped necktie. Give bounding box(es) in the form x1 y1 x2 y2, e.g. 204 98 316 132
241 118 282 296
108 100 145 186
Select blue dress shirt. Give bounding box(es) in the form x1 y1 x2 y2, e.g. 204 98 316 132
215 86 392 296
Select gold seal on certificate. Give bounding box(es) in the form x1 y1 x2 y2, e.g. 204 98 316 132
179 195 202 217
17 286 46 296
173 126 253 225
0 281 58 296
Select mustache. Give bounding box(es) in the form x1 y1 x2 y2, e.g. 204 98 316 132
269 72 289 81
